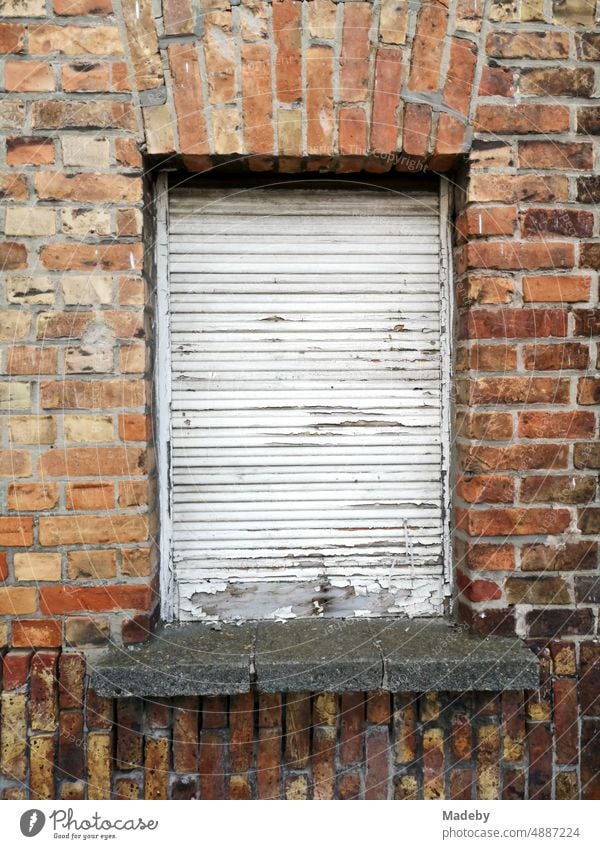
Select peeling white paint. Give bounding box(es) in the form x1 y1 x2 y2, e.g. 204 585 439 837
162 184 451 622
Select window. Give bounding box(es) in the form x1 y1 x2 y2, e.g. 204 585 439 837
156 177 452 622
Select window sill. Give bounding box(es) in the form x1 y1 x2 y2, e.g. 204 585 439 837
90 618 538 697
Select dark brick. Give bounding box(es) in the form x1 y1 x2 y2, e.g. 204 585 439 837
526 608 594 638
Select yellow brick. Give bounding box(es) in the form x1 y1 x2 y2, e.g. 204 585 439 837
8 415 56 445
145 737 169 800
62 209 111 237
87 733 112 800
0 382 31 410
30 735 55 800
5 207 55 237
61 275 113 305
0 693 27 781
14 552 61 582
0 310 31 341
7 275 54 305
0 620 7 648
64 415 114 442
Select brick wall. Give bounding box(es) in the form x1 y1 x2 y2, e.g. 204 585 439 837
0 0 599 799
0 646 598 800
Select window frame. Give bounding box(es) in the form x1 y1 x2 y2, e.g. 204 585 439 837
155 172 453 623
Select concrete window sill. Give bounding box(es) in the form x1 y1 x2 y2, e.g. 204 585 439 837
90 618 539 697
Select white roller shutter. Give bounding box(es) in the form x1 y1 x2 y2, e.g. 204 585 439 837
162 183 450 622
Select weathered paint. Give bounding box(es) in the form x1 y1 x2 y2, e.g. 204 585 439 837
159 181 451 621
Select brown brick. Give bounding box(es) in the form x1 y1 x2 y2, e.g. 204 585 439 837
475 104 569 134
230 692 255 772
116 697 143 769
65 481 115 511
519 141 593 171
457 474 513 504
65 616 111 648
59 712 84 780
575 576 600 605
457 411 513 440
0 587 36 615
457 541 515 571
577 378 600 406
58 653 85 709
580 643 600 716
53 0 113 14
581 720 600 800
522 209 593 239
506 577 571 605
521 475 596 504
0 23 25 54
468 173 568 204
61 62 110 92
519 67 594 97
526 609 594 638
5 60 54 92
67 550 117 580
41 379 145 409
12 619 62 648
486 30 569 59
527 722 552 800
522 541 597 572
168 42 208 156
523 342 589 370
199 729 225 799
40 243 142 273
41 582 151 613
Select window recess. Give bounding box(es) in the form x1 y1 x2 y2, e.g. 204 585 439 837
156 177 452 622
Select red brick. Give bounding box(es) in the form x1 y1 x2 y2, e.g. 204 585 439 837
402 103 432 159
12 619 62 648
459 377 570 405
577 107 600 135
457 541 515 571
444 38 477 115
456 207 517 241
0 552 7 582
6 137 54 167
119 413 150 441
168 43 208 156
199 729 225 799
457 570 502 602
122 611 155 644
457 474 513 504
371 48 402 153
66 481 115 511
456 507 571 536
0 23 25 54
459 343 517 372
3 651 32 690
8 484 59 512
340 692 364 766
230 692 255 772
40 243 143 273
40 584 152 614
7 345 58 375
365 726 390 800
479 65 513 97
0 517 33 546
339 106 368 157
474 104 570 134
61 63 110 92
5 60 54 93
457 411 513 440
527 723 552 800
0 242 27 271
581 243 600 270
340 2 371 102
407 1 447 92
40 446 146 477
519 411 596 439
465 241 574 272
524 275 590 304
272 0 301 104
59 712 84 781
241 42 272 155
523 342 589 371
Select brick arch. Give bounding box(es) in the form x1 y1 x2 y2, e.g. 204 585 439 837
122 0 483 171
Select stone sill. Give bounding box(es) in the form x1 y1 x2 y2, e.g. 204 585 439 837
90 618 539 697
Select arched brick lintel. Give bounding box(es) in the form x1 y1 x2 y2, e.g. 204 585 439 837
122 0 481 173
